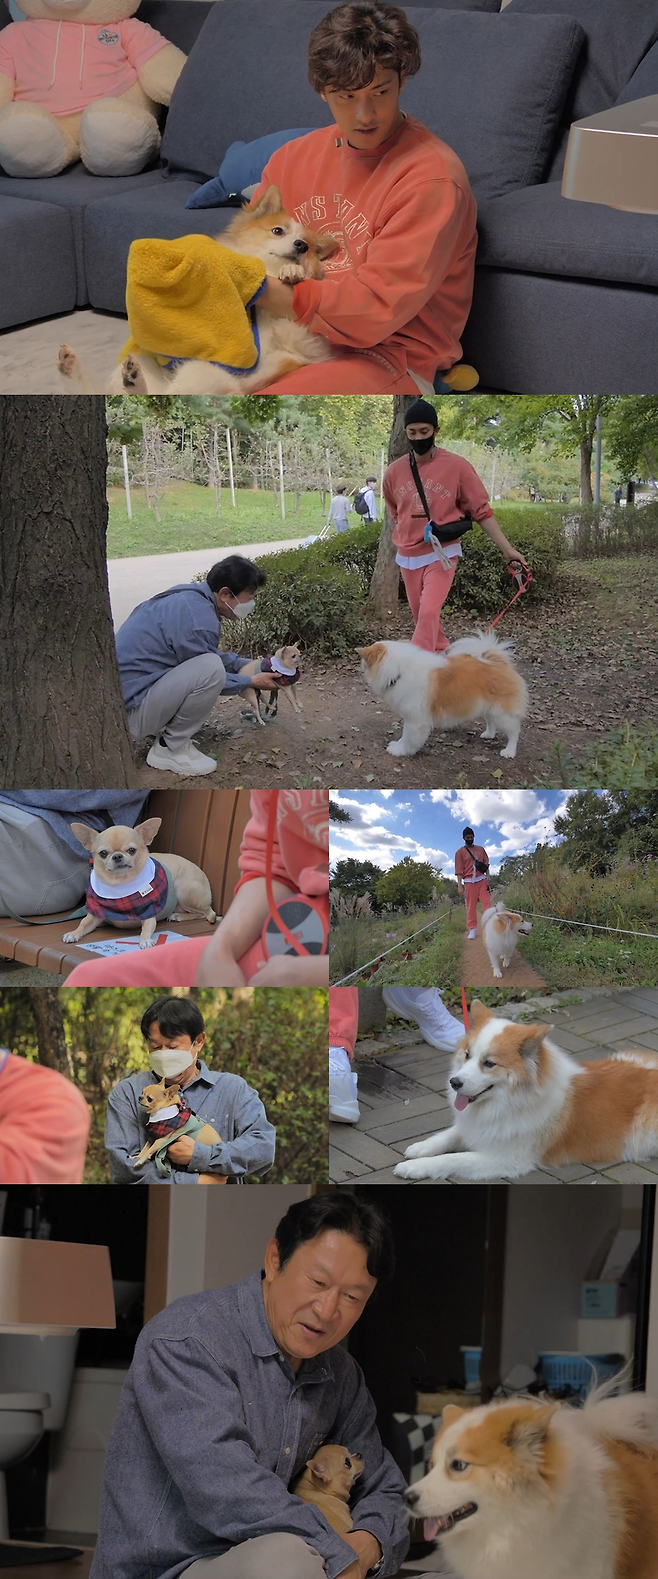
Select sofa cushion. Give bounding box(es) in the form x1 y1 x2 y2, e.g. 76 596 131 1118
505 0 658 176
163 1 583 202
83 175 236 311
476 179 658 288
0 194 76 328
617 36 658 105
137 0 215 55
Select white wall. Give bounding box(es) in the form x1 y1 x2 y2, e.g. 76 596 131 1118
500 1187 642 1376
165 1186 312 1304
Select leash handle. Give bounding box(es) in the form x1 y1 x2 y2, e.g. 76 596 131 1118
486 564 534 631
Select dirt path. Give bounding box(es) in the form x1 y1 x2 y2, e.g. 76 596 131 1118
461 931 546 990
133 559 658 790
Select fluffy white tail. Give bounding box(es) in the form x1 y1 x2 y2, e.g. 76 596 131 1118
448 630 516 661
581 1368 658 1451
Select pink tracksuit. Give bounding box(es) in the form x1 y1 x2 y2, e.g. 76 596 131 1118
329 987 359 1062
383 447 494 651
454 844 491 930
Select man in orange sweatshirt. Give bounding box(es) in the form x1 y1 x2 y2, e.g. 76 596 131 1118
384 399 530 650
253 1 478 394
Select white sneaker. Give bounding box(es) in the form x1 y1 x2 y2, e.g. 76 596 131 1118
329 1046 360 1123
146 739 217 776
468 929 477 940
382 987 464 1051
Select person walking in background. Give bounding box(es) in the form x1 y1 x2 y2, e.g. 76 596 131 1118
353 477 379 522
614 485 622 506
455 827 491 940
327 485 352 533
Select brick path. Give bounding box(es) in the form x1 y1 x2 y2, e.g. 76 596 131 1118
329 987 658 1186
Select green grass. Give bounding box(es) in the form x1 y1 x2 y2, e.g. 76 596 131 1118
511 922 658 989
107 483 333 557
329 904 465 999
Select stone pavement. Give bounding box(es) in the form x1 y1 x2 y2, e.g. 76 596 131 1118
329 987 658 1186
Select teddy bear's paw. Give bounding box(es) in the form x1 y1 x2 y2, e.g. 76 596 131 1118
278 263 305 284
58 345 80 381
121 356 148 393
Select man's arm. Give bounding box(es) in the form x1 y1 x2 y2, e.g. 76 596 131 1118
134 1335 364 1579
220 655 282 695
184 1078 276 1179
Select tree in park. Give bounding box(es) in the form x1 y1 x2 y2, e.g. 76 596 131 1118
375 855 442 909
0 398 136 787
329 800 352 822
368 395 417 617
554 789 658 875
604 397 658 489
442 395 615 504
331 858 385 898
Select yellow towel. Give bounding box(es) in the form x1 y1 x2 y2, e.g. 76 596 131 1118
120 235 267 370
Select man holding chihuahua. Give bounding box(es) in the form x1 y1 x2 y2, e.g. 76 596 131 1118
105 996 275 1184
92 1194 407 1579
115 554 279 777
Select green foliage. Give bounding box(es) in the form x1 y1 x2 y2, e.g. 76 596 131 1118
318 520 380 595
375 856 442 909
331 858 385 896
329 800 352 822
0 987 328 1186
560 503 658 558
197 541 367 656
446 513 565 615
329 904 463 994
553 790 658 874
573 727 658 790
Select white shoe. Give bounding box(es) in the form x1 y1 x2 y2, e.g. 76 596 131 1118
329 1046 360 1123
382 987 464 1051
146 739 217 776
468 929 477 940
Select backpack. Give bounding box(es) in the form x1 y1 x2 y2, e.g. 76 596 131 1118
353 489 370 517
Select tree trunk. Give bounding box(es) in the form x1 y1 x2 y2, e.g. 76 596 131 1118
27 988 70 1076
580 435 594 504
0 397 137 786
367 395 416 619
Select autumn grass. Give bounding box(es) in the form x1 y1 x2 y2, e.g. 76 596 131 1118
501 859 658 988
329 904 465 1000
107 483 331 556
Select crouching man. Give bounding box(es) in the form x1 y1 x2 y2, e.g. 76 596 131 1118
90 1193 408 1579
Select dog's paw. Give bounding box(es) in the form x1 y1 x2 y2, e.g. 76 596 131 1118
140 937 158 949
403 1138 441 1159
499 744 517 758
278 263 306 284
62 931 81 943
386 738 410 757
492 967 503 979
394 1157 452 1181
58 344 79 380
121 355 147 393
480 726 496 739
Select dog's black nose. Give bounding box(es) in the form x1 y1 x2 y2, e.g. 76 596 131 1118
404 1489 419 1508
293 238 308 254
450 1076 463 1091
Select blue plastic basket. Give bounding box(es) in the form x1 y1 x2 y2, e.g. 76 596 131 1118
460 1346 482 1390
538 1352 623 1400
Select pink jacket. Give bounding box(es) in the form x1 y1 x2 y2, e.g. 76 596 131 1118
0 1052 90 1184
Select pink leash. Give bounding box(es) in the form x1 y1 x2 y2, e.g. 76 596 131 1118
485 564 534 631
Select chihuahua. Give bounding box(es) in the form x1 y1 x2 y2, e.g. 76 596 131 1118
292 1445 364 1535
130 1076 225 1178
240 644 304 726
62 818 216 950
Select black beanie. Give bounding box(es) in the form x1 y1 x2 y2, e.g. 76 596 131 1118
463 828 474 838
404 398 438 429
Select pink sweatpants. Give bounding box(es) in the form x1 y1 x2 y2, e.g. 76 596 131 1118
464 878 491 931
400 557 458 652
329 987 359 1062
261 348 419 394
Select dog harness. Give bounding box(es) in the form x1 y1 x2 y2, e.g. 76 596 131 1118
84 857 177 924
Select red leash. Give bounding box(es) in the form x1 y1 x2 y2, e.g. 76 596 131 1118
485 564 534 631
461 987 469 1031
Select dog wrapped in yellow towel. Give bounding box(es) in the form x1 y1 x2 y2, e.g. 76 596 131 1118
119 233 267 375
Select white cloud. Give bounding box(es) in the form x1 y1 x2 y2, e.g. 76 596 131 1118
379 789 395 798
429 789 555 824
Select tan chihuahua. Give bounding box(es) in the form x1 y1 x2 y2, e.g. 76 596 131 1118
130 1076 226 1184
240 645 304 726
62 818 216 950
292 1445 364 1535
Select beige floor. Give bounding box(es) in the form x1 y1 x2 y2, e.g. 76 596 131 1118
0 308 129 393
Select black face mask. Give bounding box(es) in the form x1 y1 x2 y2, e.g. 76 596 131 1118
407 435 436 455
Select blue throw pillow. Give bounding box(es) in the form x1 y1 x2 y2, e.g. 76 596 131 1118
186 129 314 208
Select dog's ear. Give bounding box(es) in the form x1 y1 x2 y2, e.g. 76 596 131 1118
469 1000 492 1030
517 1025 549 1063
310 230 341 261
134 818 161 846
248 184 283 217
307 1451 336 1484
355 642 386 669
502 1403 558 1461
70 822 96 852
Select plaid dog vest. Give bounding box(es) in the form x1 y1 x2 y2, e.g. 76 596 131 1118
147 1093 193 1140
85 858 172 924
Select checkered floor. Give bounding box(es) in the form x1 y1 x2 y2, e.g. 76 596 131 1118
329 987 658 1185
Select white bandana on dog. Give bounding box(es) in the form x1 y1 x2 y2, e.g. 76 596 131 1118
270 655 298 677
90 857 156 899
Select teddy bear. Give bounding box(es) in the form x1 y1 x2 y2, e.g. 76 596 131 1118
0 0 187 178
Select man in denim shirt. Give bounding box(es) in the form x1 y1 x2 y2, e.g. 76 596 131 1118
91 1195 408 1579
105 996 275 1184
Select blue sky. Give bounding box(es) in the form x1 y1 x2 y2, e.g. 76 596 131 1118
330 790 571 880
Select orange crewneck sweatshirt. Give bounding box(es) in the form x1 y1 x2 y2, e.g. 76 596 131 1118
256 116 478 381
384 445 493 558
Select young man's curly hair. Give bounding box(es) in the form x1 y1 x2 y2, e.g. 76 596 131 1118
308 1 422 94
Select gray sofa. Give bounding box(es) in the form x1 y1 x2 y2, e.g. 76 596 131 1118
1 0 657 391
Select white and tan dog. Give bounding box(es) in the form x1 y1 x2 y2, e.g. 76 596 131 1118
356 632 528 759
58 186 339 394
404 1387 658 1579
394 999 658 1181
480 903 532 978
239 644 304 726
62 818 216 949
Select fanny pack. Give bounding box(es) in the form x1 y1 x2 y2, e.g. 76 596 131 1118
409 451 473 546
463 846 490 877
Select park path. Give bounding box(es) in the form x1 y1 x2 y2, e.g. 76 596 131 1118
460 930 546 991
109 539 308 628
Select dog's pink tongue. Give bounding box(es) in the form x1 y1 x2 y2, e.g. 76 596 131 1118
423 1519 440 1541
453 1093 470 1111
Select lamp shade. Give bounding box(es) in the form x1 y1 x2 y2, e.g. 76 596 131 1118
0 1239 116 1331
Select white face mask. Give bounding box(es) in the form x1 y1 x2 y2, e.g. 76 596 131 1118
230 596 256 620
150 1043 200 1080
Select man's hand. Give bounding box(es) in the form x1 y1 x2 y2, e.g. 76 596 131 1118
249 673 280 691
260 276 297 319
506 548 531 571
166 1135 196 1166
249 955 330 987
342 1531 382 1578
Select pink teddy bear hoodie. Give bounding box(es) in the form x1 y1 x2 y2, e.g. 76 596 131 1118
0 16 167 118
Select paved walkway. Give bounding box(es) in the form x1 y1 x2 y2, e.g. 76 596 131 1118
329 987 658 1185
109 539 309 628
461 930 545 990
